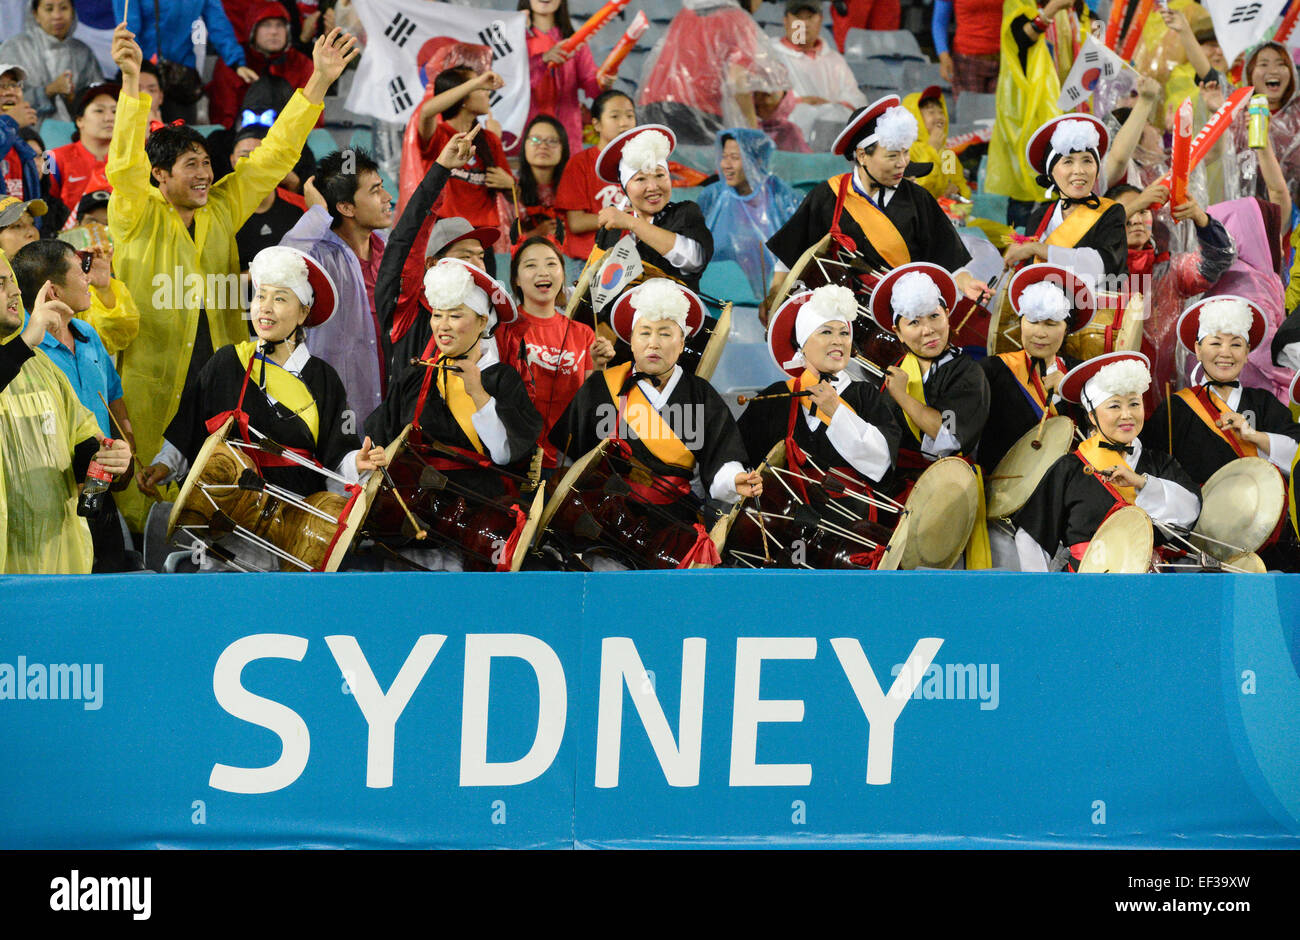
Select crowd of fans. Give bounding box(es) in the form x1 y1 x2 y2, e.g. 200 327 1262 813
3 0 1300 574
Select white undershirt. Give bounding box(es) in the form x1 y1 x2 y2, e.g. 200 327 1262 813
1207 383 1298 477
1042 202 1106 295
916 350 962 459
803 371 892 482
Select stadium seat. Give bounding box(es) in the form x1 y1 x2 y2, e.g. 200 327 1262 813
307 128 338 162
671 144 715 174
954 91 997 128
37 119 75 149
672 185 706 203
843 28 925 62
902 60 947 94
700 259 760 306
851 58 908 89
769 150 843 189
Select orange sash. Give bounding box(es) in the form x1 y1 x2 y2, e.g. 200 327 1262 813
1174 387 1258 459
828 173 911 268
998 350 1060 418
603 362 694 470
1041 198 1115 250
786 370 857 427
1076 434 1137 503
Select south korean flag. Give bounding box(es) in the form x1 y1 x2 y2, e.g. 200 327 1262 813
344 0 530 150
1057 36 1132 110
1208 0 1289 71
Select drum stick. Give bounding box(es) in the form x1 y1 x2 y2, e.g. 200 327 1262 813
1166 381 1173 452
736 390 812 405
96 391 128 442
1030 404 1051 450
123 0 129 24
987 474 1023 481
380 466 427 540
753 494 771 562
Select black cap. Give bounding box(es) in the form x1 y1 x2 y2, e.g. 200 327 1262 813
76 189 110 217
784 0 821 14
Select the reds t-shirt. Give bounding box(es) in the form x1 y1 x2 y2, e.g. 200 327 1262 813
48 141 108 219
422 116 509 232
553 145 626 261
497 310 595 467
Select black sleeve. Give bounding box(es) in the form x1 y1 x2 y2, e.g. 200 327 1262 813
307 359 364 471
1010 14 1034 72
163 346 232 463
767 181 834 270
1271 305 1300 367
1140 447 1201 499
1250 389 1300 441
482 363 544 465
548 370 606 461
1079 203 1131 277
912 183 972 270
1010 454 1074 555
0 338 34 393
935 356 991 454
1139 399 1172 454
735 382 788 466
73 435 99 484
376 162 452 336
673 200 714 268
858 384 903 473
694 378 750 486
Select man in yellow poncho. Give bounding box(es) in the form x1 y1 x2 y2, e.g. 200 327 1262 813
0 250 132 574
105 21 359 530
903 86 971 202
984 0 1068 217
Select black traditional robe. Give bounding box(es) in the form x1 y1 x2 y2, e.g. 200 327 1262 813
550 366 748 496
886 350 991 464
364 355 543 497
594 200 714 294
1012 446 1199 561
736 377 901 484
1143 385 1300 486
165 344 359 498
976 351 1081 475
766 176 972 273
1021 200 1129 278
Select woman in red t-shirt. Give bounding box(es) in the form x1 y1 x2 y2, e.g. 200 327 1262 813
413 65 513 247
48 82 118 224
518 0 612 154
554 90 636 263
497 236 614 468
507 114 569 246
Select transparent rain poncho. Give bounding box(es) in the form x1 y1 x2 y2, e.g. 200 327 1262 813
696 127 801 301
0 254 101 573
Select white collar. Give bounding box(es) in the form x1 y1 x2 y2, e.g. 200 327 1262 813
638 364 682 408
1204 382 1242 411
477 337 500 369
852 167 895 206
921 349 954 380
264 340 311 376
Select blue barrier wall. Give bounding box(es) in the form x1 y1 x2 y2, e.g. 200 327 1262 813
1 572 1298 849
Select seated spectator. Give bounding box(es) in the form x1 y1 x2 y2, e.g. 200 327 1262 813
230 124 307 272
11 236 137 571
0 195 44 256
697 127 801 300
207 2 316 130
519 0 611 153
0 0 104 122
0 63 39 130
413 65 512 248
113 0 252 122
749 88 810 152
830 0 901 52
59 218 140 358
74 187 108 226
902 85 970 202
135 60 163 126
281 148 391 420
18 125 69 231
0 249 131 574
47 81 117 221
772 0 866 148
639 0 788 146
507 114 569 245
554 89 636 267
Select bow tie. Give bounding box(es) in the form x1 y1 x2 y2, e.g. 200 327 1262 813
622 370 663 395
1097 440 1134 455
1207 380 1241 389
1060 193 1101 210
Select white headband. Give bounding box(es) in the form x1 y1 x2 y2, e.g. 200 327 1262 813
250 246 314 308
629 278 688 333
1196 298 1254 341
1017 280 1071 323
785 285 857 369
1082 359 1150 410
425 260 491 322
1048 119 1101 165
859 105 918 152
619 129 672 187
890 270 944 321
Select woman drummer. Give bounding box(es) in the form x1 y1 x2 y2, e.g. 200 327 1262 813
593 124 713 295
1012 352 1200 571
138 246 389 504
765 96 989 311
550 277 760 512
737 283 900 495
868 262 990 475
1002 114 1129 289
1145 296 1300 487
977 263 1093 475
364 258 543 499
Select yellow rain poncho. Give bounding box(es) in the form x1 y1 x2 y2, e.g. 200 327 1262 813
902 90 971 202
0 255 102 574
985 0 1062 202
107 88 323 530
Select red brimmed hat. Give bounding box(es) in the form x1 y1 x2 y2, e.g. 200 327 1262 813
609 279 705 343
1290 370 1300 407
867 261 957 333
918 85 942 104
832 94 901 156
427 257 519 328
1009 263 1095 334
1176 295 1267 351
767 290 816 378
1025 113 1110 176
1058 350 1151 405
596 124 677 185
249 245 338 328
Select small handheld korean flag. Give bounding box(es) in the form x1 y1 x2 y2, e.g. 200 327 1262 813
1057 36 1131 110
1209 0 1289 71
592 235 644 313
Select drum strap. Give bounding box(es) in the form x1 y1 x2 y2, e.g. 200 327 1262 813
233 341 319 443
204 349 319 470
784 373 875 520
896 353 928 444
965 462 992 570
999 351 1059 419
496 502 529 573
828 173 911 268
1175 387 1258 459
1290 447 1300 540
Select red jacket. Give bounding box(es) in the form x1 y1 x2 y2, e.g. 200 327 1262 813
207 1 318 129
